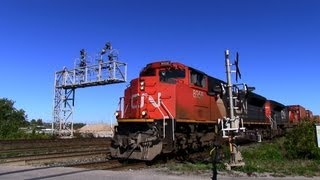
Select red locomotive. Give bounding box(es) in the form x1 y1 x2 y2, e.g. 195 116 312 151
287 105 307 123
110 60 315 161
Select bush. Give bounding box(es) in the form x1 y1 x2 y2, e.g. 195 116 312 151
284 121 320 159
242 142 284 162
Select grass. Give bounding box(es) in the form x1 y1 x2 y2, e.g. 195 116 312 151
238 138 320 176
240 155 320 176
166 138 320 177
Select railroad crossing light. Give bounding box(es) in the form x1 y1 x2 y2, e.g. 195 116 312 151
213 83 226 97
245 84 255 93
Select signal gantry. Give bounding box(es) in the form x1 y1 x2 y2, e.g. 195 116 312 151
52 42 127 137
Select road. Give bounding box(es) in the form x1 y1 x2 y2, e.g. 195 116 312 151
0 165 317 180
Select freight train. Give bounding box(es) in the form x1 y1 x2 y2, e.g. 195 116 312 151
110 60 317 161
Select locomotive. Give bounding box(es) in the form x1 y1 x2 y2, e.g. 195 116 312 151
110 60 314 161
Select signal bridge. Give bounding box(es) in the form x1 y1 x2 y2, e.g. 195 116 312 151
53 42 127 137
55 60 126 89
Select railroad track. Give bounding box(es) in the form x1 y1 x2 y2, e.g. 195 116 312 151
0 138 111 151
0 138 231 170
0 138 111 166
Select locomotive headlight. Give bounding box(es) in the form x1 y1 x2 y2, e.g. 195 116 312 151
114 111 120 118
140 80 145 91
141 110 147 116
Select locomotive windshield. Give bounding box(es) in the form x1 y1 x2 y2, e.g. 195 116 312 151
140 66 156 77
159 68 185 83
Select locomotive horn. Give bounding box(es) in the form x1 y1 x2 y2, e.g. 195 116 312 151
235 52 241 82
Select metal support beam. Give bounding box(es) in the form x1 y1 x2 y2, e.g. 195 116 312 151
53 87 74 137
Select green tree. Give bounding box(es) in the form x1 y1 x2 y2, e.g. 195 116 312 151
29 118 44 134
36 119 43 126
0 98 28 139
30 119 37 125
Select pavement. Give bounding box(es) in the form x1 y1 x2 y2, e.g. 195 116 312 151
0 165 318 180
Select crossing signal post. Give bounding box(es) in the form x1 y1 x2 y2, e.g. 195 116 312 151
221 50 248 170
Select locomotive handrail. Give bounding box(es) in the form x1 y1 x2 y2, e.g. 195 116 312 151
267 115 277 130
161 101 175 141
148 97 168 138
147 94 175 141
123 104 129 118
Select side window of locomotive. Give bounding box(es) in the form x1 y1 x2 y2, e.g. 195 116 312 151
190 71 206 88
159 69 185 83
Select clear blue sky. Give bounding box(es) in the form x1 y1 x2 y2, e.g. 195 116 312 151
0 0 319 124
